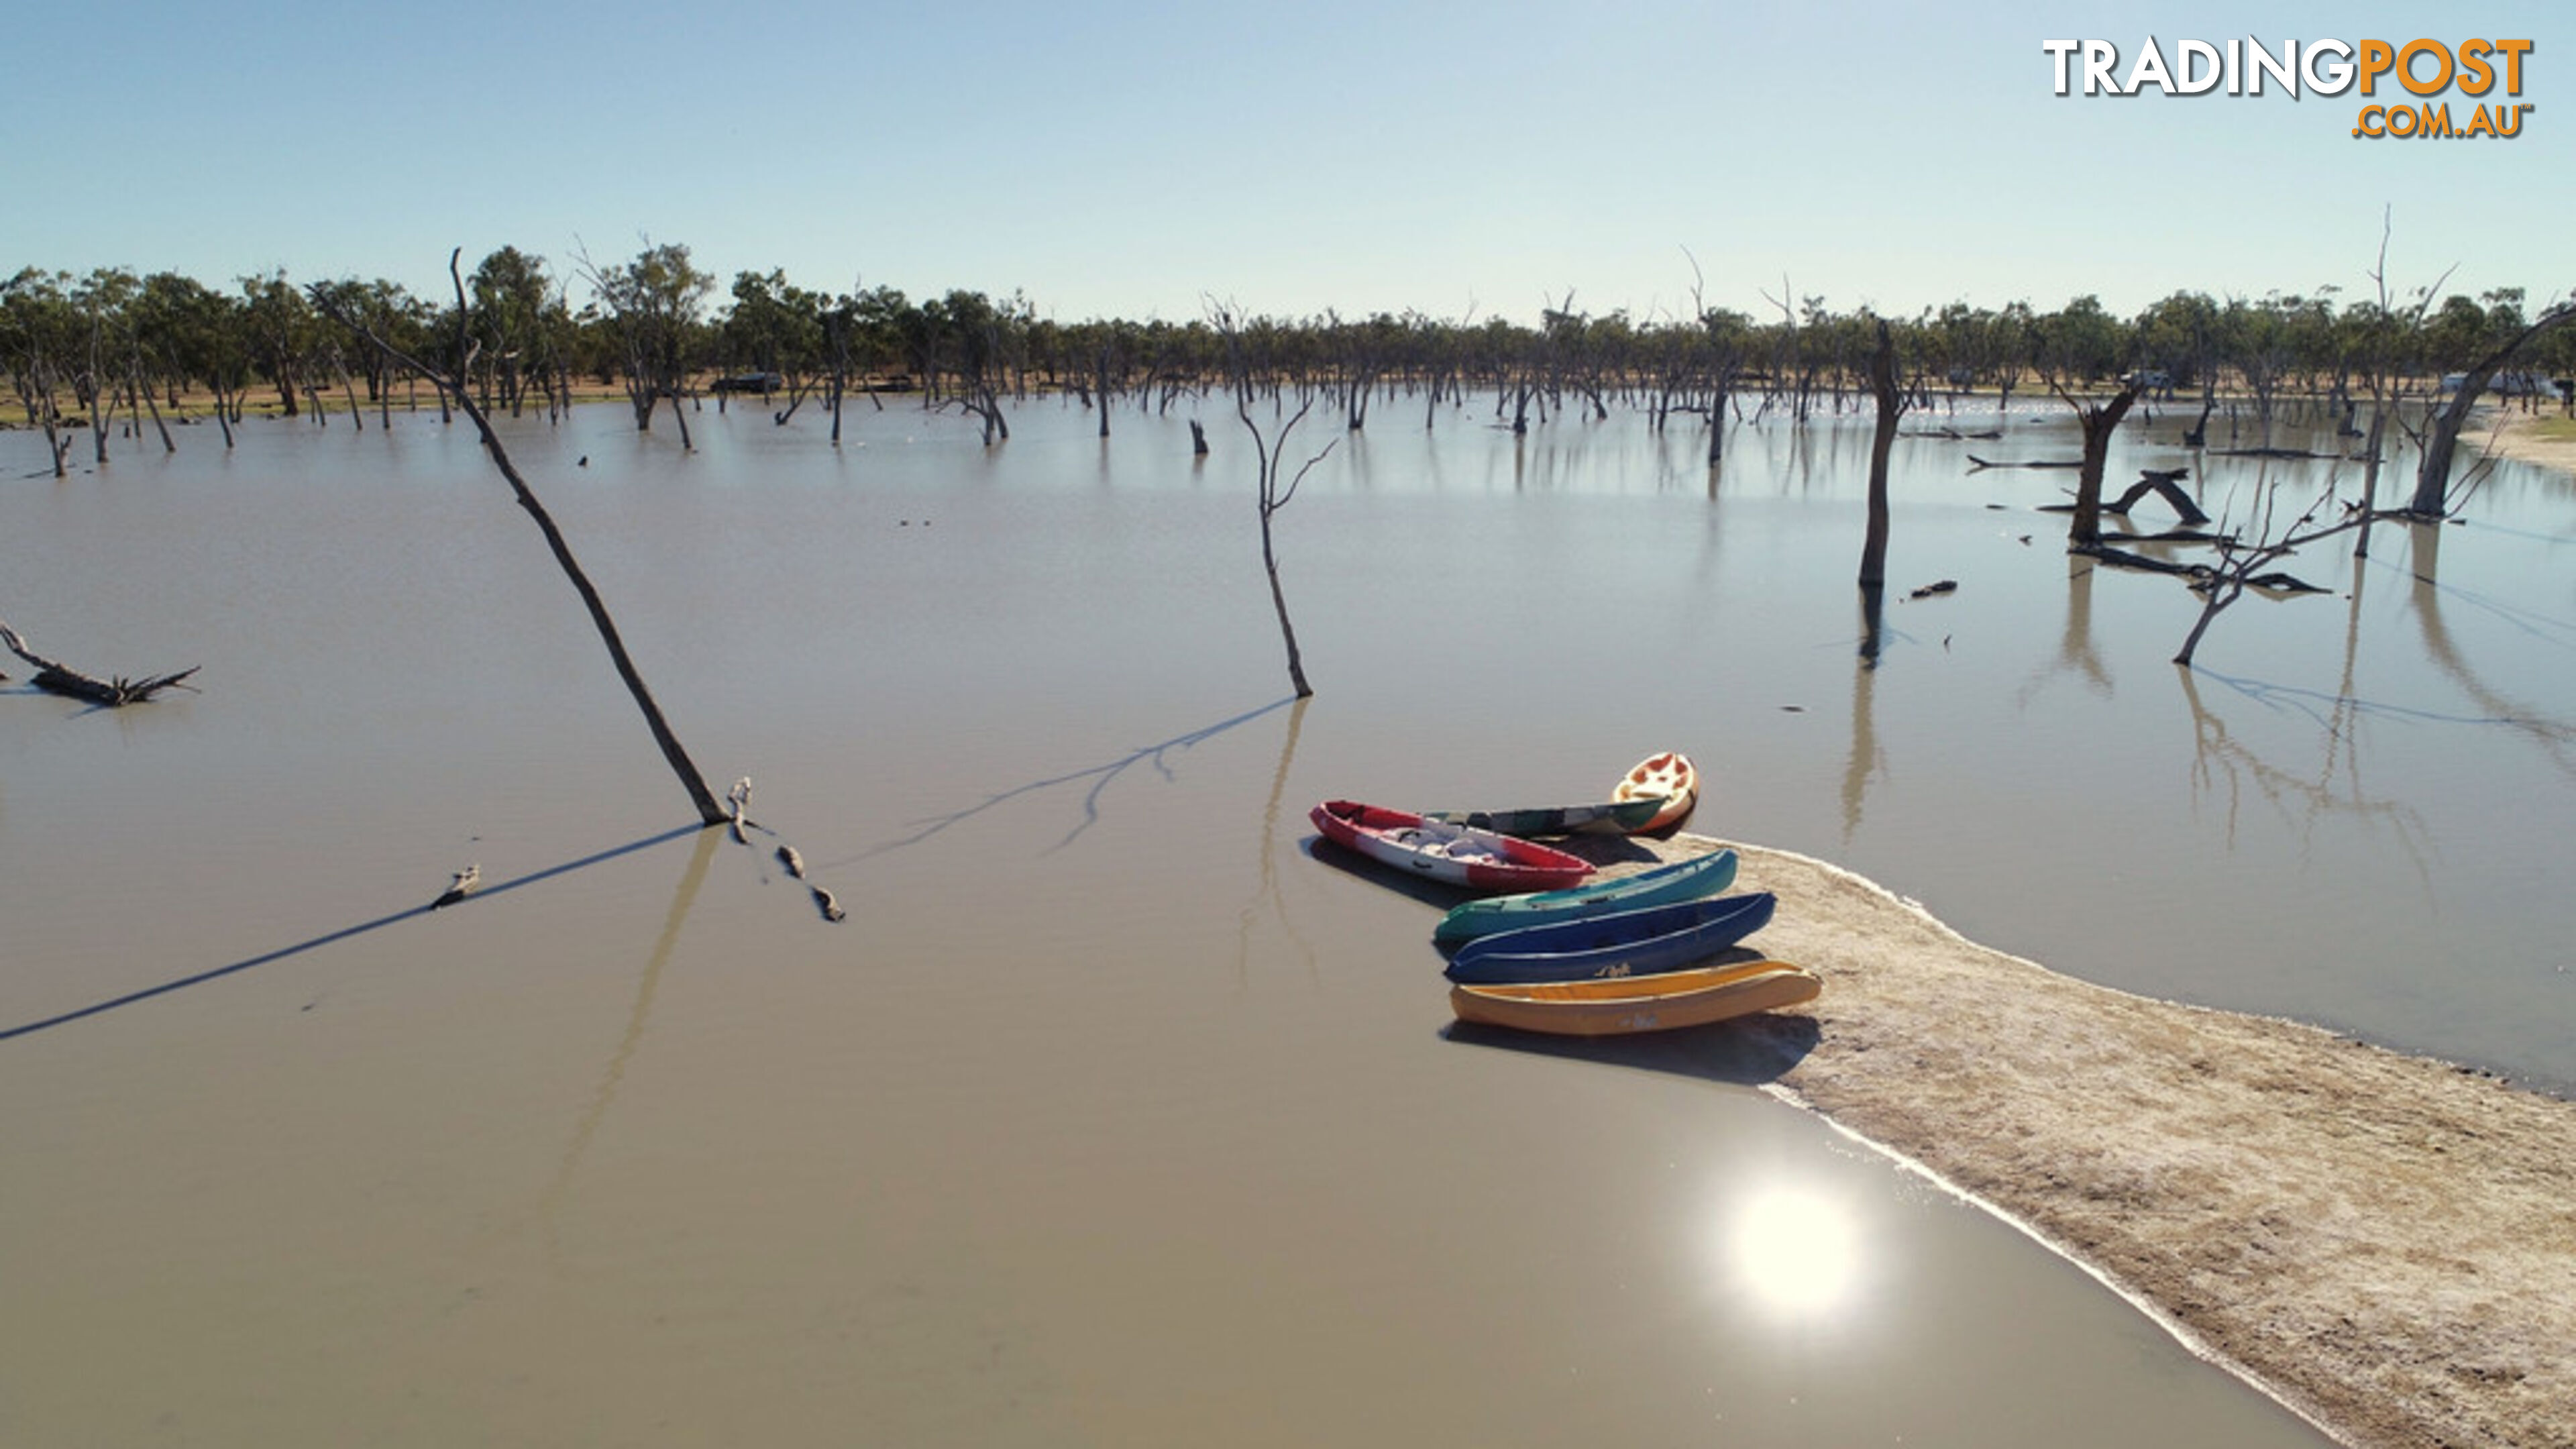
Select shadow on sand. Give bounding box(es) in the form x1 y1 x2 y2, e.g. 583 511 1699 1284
0 822 709 1044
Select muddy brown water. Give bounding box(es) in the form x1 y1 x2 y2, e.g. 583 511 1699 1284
7 393 2566 1444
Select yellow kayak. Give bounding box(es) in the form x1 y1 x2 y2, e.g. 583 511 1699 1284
1448 960 1819 1037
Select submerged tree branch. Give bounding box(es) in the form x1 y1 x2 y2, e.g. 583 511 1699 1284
0 614 198 706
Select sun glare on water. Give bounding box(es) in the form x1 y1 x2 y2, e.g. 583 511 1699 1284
1729 1187 1864 1319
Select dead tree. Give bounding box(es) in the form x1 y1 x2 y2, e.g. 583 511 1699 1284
0 614 197 706
2171 500 2369 667
315 254 730 827
2103 468 2211 525
1217 305 1330 698
2406 299 2576 517
2057 382 2143 549
1858 320 1905 589
1240 396 1332 699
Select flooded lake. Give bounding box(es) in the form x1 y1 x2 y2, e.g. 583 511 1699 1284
6 388 2567 1445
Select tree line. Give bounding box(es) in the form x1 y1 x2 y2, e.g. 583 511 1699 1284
7 241 2572 480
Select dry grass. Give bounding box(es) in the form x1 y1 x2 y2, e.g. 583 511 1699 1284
1623 835 2575 1449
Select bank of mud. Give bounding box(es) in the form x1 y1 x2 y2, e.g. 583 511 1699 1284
1613 835 2573 1449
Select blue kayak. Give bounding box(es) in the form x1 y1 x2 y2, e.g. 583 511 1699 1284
1442 892 1777 985
1432 849 1738 944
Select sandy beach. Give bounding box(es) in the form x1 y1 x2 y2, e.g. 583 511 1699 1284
1603 833 2575 1449
2465 404 2576 478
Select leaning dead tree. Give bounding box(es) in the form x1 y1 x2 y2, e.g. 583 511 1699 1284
315 253 730 827
2405 297 2576 517
0 614 198 705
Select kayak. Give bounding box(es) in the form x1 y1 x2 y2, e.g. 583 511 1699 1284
1449 960 1821 1037
1444 892 1776 984
1417 798 1664 837
1432 848 1739 943
1612 751 1699 832
1308 800 1595 892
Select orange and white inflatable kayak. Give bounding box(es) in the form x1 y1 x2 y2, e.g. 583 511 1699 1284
1611 751 1698 833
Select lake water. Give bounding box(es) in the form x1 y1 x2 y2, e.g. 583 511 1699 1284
6 386 2567 1445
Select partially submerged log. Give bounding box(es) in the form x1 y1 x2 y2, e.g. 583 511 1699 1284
2088 546 2209 581
2103 469 2212 525
0 616 199 706
2086 545 2327 596
2212 446 2363 462
431 863 481 909
1968 453 2082 470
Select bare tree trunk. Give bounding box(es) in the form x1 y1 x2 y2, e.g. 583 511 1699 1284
1859 322 1904 588
2353 402 2390 558
1259 495 1311 698
335 352 365 431
2066 385 2143 549
133 362 176 453
2409 305 2576 516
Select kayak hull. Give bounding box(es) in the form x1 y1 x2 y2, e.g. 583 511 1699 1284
1418 798 1664 837
1613 751 1699 833
1309 800 1595 893
1434 849 1739 943
1450 961 1821 1037
1444 892 1777 984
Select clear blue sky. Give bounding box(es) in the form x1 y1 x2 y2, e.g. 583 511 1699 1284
3 0 2566 325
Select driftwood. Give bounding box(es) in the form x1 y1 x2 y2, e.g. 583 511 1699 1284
2103 469 2211 525
2101 527 2222 545
2089 546 2210 581
1904 425 2003 440
0 616 199 706
2212 446 2361 461
1907 579 1958 600
431 863 481 909
2087 545 2327 596
1966 453 2082 470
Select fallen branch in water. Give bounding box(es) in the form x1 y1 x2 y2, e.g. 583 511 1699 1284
0 614 199 706
1967 453 2082 471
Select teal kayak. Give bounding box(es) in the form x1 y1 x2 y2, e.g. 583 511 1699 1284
1444 892 1777 985
1432 848 1738 944
1419 798 1666 837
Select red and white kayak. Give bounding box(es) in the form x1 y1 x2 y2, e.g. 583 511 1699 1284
1309 800 1595 892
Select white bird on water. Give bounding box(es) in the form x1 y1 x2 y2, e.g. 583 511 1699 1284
433 863 481 909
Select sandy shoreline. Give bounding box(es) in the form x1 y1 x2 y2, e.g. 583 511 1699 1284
1604 834 2574 1449
2465 405 2576 479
